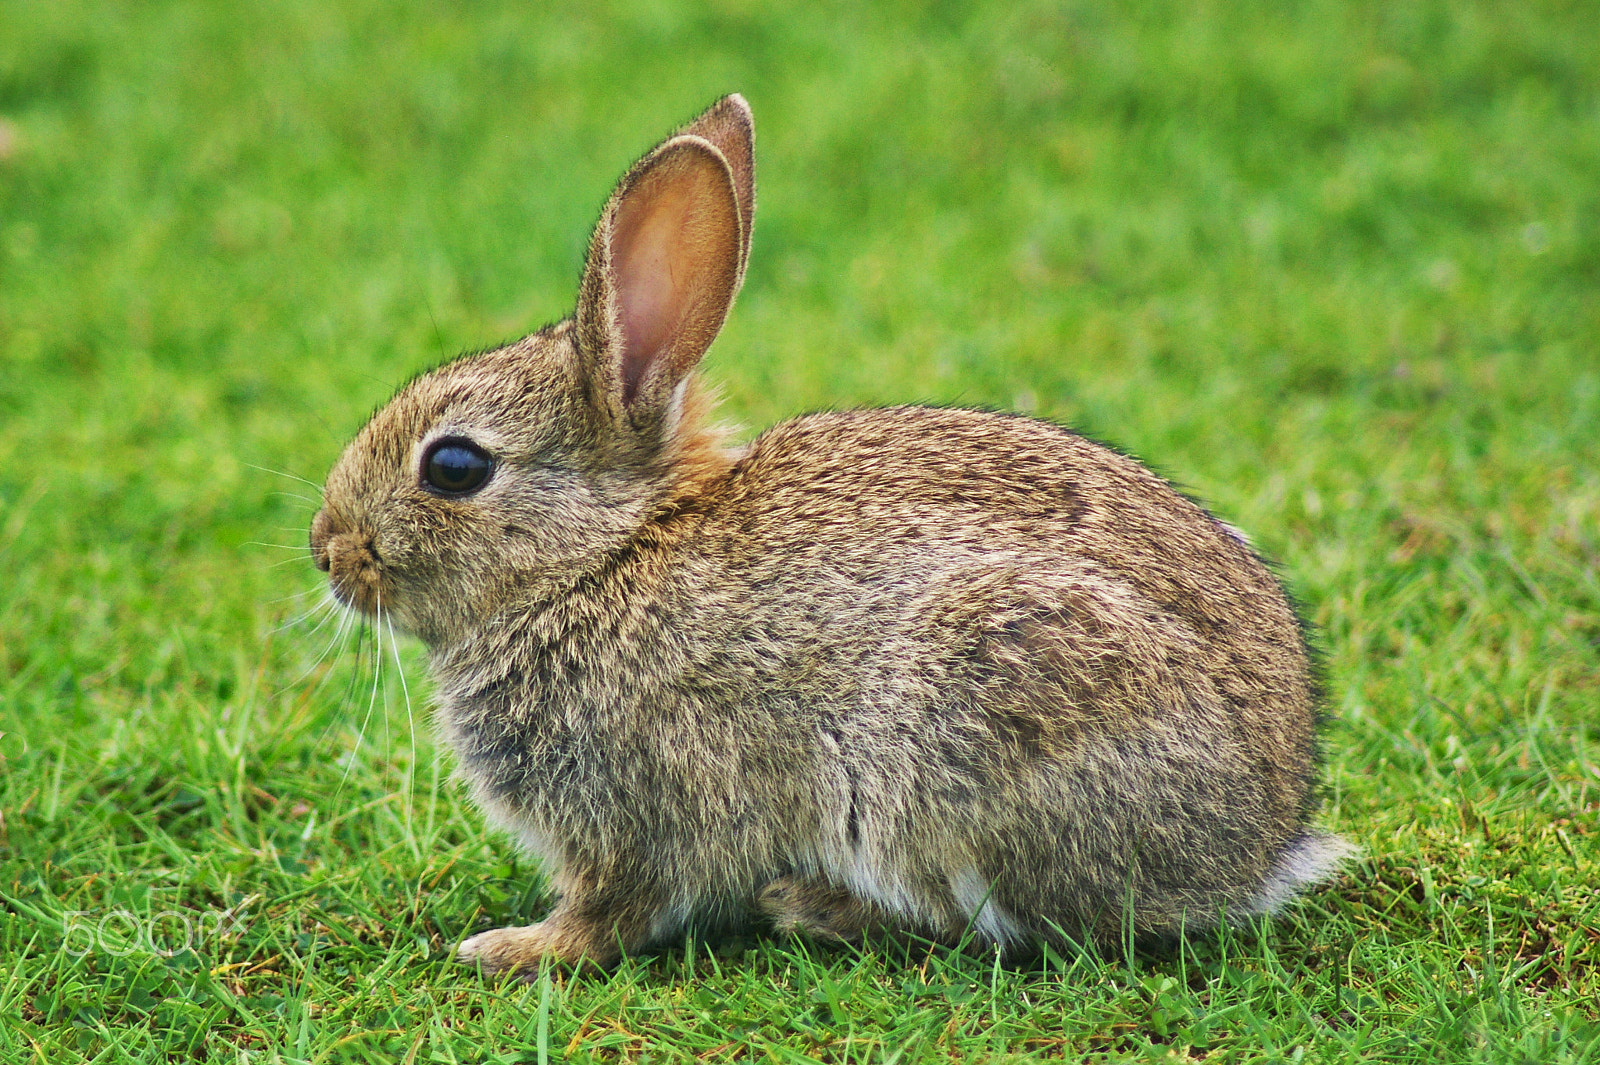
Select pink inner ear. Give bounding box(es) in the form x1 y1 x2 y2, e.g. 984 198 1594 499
612 181 695 403
607 147 739 408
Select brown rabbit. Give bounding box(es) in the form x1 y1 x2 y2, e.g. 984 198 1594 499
310 94 1351 976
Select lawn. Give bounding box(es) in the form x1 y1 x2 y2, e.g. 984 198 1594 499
2 0 1598 1061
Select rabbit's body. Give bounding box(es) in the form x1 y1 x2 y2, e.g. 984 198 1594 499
311 96 1349 975
425 397 1332 957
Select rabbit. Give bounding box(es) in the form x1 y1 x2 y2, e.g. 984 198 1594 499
309 94 1353 976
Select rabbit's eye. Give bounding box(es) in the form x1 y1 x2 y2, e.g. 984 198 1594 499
423 439 493 496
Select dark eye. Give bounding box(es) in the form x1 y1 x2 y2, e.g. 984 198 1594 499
422 438 493 496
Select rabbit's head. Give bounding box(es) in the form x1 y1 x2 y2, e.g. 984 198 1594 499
310 95 754 646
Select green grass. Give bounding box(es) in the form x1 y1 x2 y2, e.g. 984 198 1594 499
2 0 1598 1060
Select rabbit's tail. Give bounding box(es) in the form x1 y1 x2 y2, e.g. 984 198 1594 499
1237 831 1360 916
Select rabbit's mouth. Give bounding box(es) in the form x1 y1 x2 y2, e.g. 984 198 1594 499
310 509 386 616
325 556 383 615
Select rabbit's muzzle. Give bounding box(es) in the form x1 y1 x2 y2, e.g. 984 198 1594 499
309 508 383 615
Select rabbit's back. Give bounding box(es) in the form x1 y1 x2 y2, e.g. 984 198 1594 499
706 403 1312 757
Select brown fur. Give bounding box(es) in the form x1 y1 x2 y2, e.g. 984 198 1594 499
309 95 1351 977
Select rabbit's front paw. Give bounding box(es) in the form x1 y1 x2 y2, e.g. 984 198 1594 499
456 922 567 976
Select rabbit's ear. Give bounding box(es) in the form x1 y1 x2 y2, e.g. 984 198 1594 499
678 94 755 285
576 97 753 426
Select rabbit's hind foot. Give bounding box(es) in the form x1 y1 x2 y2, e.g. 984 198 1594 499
756 875 899 943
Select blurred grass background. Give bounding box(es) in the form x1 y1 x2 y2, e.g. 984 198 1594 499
1 0 1597 1061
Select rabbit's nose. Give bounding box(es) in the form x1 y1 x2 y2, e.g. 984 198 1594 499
323 532 381 615
309 509 334 571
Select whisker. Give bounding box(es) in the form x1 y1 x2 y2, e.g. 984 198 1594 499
337 616 380 799
244 541 317 551
386 612 419 857
375 595 393 763
269 587 325 607
282 594 356 691
272 606 322 636
273 594 337 636
246 464 327 497
310 609 365 766
341 594 387 798
268 554 316 570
